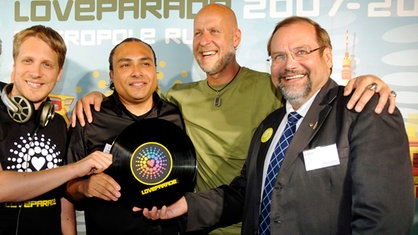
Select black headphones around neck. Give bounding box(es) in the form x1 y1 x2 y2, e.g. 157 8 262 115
1 83 55 128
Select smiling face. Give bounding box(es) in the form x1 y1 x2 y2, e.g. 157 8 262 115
11 36 62 109
109 40 157 114
269 20 333 109
192 4 241 76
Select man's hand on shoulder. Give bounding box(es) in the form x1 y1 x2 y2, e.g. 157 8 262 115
70 91 105 127
344 74 396 114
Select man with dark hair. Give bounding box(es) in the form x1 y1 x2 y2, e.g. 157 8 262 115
66 38 185 234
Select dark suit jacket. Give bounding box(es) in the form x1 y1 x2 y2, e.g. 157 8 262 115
185 79 414 234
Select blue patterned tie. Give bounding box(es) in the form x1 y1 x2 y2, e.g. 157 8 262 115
259 111 302 234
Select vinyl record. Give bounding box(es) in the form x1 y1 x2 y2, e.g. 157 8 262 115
107 118 196 209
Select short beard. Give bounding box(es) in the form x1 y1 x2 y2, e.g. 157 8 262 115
199 51 235 76
279 78 312 108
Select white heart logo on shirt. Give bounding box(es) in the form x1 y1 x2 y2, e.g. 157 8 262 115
31 157 46 171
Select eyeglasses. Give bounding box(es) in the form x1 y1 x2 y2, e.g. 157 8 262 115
267 46 325 65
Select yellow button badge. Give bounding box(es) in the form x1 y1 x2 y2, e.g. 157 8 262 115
261 128 273 143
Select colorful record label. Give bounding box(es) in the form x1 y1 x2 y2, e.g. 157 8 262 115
130 142 173 185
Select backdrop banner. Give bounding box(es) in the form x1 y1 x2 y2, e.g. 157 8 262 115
1 1 417 233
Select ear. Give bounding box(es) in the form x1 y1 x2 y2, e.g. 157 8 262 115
10 70 15 83
10 63 16 83
233 28 242 49
109 71 114 82
56 68 63 82
324 47 333 69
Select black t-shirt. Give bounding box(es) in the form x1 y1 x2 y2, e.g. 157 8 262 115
67 91 185 235
0 83 67 235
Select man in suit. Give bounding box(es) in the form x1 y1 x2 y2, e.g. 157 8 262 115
142 16 414 234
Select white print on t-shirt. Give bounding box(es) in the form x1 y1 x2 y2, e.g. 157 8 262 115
6 132 62 172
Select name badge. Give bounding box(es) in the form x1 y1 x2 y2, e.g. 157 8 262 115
303 144 340 171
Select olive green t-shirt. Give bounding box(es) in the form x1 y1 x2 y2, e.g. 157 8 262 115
164 67 283 235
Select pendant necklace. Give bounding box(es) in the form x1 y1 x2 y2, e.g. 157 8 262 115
207 66 241 107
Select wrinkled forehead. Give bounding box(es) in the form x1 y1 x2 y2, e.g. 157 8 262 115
193 5 236 30
271 23 318 51
114 41 154 61
194 13 222 30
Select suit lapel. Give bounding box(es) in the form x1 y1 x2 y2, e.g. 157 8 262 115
255 110 286 180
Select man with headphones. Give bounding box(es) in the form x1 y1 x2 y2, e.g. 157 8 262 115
0 25 113 235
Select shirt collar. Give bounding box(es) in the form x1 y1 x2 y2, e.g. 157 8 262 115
285 88 321 118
